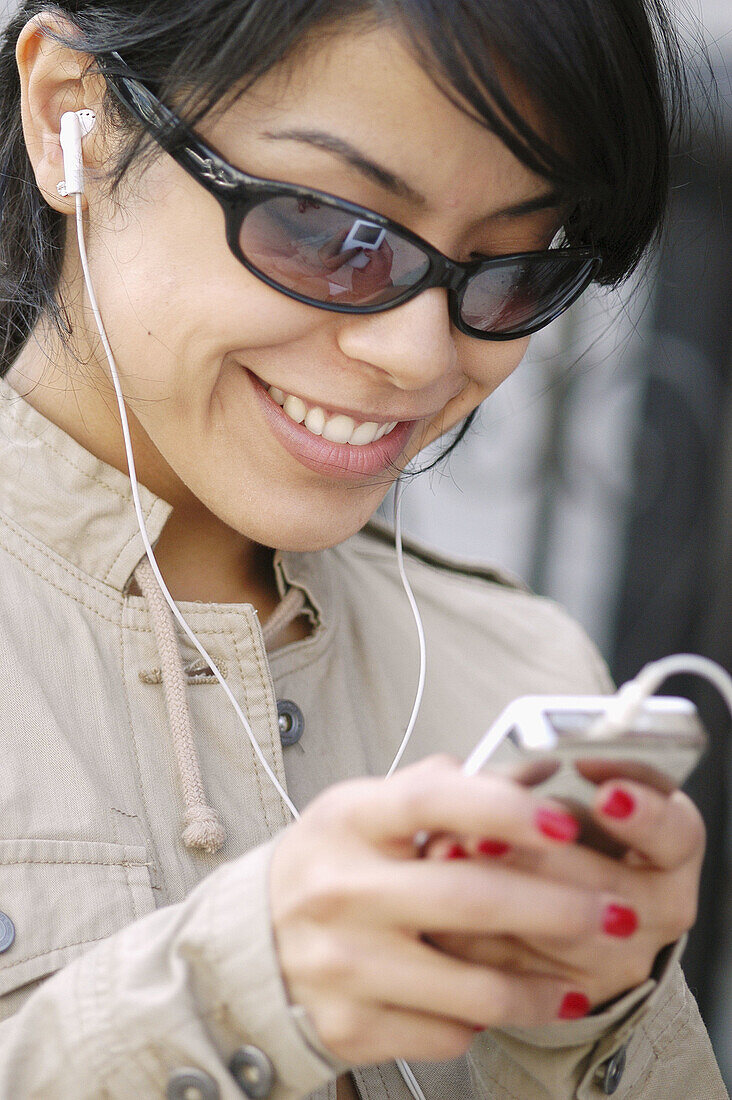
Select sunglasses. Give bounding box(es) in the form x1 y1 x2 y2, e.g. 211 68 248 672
99 54 601 341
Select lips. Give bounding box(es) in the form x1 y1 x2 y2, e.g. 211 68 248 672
247 371 418 479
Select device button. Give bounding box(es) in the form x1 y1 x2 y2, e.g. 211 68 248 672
166 1067 219 1100
277 700 304 746
597 1043 627 1094
229 1046 275 1098
0 913 15 954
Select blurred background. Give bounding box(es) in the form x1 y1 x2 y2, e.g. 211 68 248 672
1 0 730 1087
381 0 732 1085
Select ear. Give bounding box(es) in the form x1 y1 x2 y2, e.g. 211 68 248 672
16 13 107 214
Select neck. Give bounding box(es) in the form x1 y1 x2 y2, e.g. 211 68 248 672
6 331 279 610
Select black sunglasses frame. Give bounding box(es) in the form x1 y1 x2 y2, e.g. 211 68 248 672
98 53 602 341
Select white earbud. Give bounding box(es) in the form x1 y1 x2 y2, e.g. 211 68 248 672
57 108 96 198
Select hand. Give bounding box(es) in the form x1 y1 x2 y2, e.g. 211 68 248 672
269 757 642 1066
426 778 705 1011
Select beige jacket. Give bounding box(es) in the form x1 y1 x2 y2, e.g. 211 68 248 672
0 374 725 1100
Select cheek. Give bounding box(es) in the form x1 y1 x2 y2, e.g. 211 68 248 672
86 182 325 402
415 335 530 453
468 334 531 396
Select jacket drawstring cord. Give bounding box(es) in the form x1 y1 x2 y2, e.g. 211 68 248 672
134 558 226 854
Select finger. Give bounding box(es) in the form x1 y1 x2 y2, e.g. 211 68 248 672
429 932 575 979
423 833 513 861
423 834 471 860
314 856 618 939
592 781 705 869
335 757 580 850
341 932 589 1028
433 922 675 1007
518 840 701 949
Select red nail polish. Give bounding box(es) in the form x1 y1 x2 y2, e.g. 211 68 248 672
603 904 638 937
477 839 511 858
445 843 468 859
558 992 590 1019
600 788 636 819
535 807 580 843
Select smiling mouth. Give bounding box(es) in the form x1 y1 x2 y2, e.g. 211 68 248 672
265 384 399 446
247 369 419 480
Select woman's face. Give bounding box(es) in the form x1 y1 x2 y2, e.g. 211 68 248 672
71 24 563 551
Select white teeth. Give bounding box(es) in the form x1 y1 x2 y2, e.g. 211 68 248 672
350 421 380 446
322 414 357 444
304 406 326 436
267 384 399 446
283 395 307 423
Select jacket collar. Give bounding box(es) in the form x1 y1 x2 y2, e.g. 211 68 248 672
0 374 172 591
0 373 332 618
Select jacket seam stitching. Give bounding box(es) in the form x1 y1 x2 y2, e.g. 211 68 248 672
0 935 107 971
470 1064 525 1100
233 628 276 834
647 995 691 1057
0 514 122 600
0 538 123 623
0 525 235 635
119 615 166 898
355 1068 376 1100
625 997 691 1095
375 1066 391 1097
249 608 297 829
111 806 140 821
0 857 150 867
0 406 134 502
125 862 142 922
352 549 523 592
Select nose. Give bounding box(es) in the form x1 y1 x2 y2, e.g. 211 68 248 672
335 287 458 390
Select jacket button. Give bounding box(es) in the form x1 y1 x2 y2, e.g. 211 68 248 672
166 1067 220 1100
597 1043 627 1094
0 913 15 954
277 700 305 746
229 1046 275 1098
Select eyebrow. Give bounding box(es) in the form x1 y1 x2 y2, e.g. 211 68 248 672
262 127 562 218
262 128 426 204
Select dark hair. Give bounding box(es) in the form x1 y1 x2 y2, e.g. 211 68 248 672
0 0 687 375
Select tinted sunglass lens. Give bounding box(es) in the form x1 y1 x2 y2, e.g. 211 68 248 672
238 196 430 307
460 254 596 336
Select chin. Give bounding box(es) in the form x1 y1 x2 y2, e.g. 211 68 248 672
236 496 383 554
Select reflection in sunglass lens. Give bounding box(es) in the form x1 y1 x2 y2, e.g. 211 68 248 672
239 196 429 306
460 254 595 335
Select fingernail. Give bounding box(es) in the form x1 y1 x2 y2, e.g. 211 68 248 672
600 788 636 819
445 843 468 859
477 839 512 858
558 992 590 1019
535 807 580 843
603 904 638 937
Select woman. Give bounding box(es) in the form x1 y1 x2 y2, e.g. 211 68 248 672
0 1 725 1097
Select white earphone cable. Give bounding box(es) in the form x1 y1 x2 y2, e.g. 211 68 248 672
387 477 427 776
75 191 428 1100
589 653 732 737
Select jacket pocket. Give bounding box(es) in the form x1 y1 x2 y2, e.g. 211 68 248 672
0 838 156 999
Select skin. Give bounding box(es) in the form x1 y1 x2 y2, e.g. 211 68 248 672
11 12 705 1075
